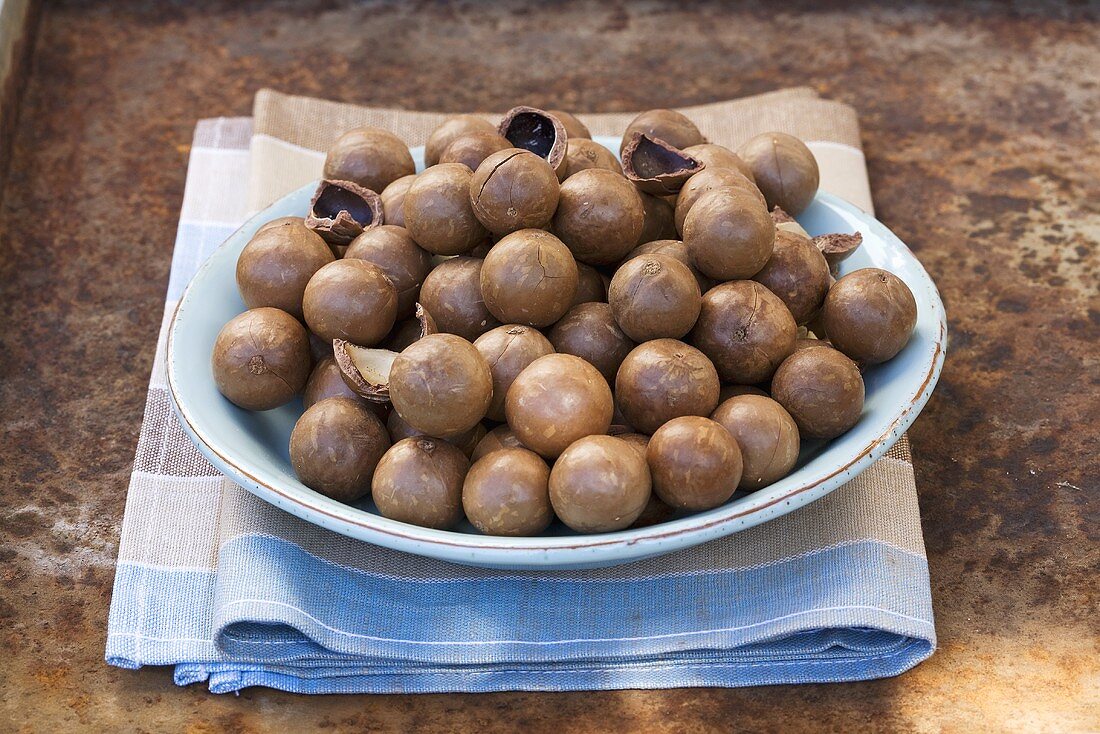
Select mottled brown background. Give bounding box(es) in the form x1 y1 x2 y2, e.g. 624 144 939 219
0 1 1097 732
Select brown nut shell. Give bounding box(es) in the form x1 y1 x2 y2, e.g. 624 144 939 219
344 225 433 318
690 280 797 384
379 174 416 228
822 268 918 365
480 229 579 326
621 133 704 196
463 448 553 536
302 259 398 346
469 148 561 235
381 303 438 352
637 192 678 245
403 163 488 255
548 110 591 140
572 263 608 306
474 325 555 422
304 357 370 410
290 397 390 503
425 115 497 167
684 187 776 281
608 253 702 342
772 347 864 439
647 416 742 511
547 302 634 385
615 339 720 434
385 410 484 457
675 167 766 235
682 143 755 182
323 127 415 194
549 435 651 533
620 109 705 155
439 130 512 171
718 384 769 401
497 106 569 178
305 179 384 246
211 307 311 411
623 239 712 293
470 425 526 462
418 256 501 341
711 395 800 490
813 231 863 270
236 219 334 320
505 353 613 458
562 138 623 179
752 229 831 325
389 333 493 437
552 168 645 266
372 437 468 529
737 132 820 215
333 340 399 402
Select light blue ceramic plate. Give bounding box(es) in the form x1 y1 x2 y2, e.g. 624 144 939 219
166 136 946 569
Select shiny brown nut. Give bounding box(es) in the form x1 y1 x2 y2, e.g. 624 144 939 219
302 259 397 346
470 425 526 462
425 115 498 167
332 340 398 402
212 307 311 411
256 215 303 234
572 263 608 306
562 138 623 179
418 256 501 341
690 280 797 384
323 127 415 194
793 336 831 353
290 397 390 503
647 416 741 511
236 218 334 320
304 356 372 410
549 435 651 532
737 132 820 215
439 130 512 171
620 108 705 155
305 179 384 246
497 106 569 179
480 229 578 326
552 168 645 266
463 448 554 536
711 394 800 490
379 174 417 228
623 239 712 293
474 325 555 422
752 229 831 325
718 384 769 401
615 339 720 434
469 148 560 235
772 346 864 439
389 333 493 437
675 167 766 235
822 268 918 365
385 409 485 457
344 225 433 318
546 302 634 385
505 353 613 458
621 133 704 196
548 109 591 140
372 437 468 529
403 163 488 255
682 143 755 182
684 187 776 281
637 192 678 245
609 253 702 342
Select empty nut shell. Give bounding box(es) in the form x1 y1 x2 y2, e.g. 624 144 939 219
562 138 623 179
547 302 635 385
302 259 398 346
480 229 579 326
647 416 742 511
418 256 501 341
333 339 399 402
305 179 384 246
822 268 917 364
752 229 831 325
389 333 493 437
463 448 553 536
323 127 415 194
404 163 488 255
711 394 800 490
621 133 704 196
615 339 720 434
290 397 390 503
474 324 555 422
372 437 469 529
212 307 311 411
553 168 645 266
690 280 797 384
439 130 512 171
771 346 864 439
236 218 334 320
344 225 433 318
684 187 776 281
497 106 569 178
813 231 863 271
470 148 561 235
609 253 702 342
620 109 705 155
549 435 651 533
737 132 820 215
425 115 498 167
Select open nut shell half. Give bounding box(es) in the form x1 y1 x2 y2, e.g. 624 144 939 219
497 105 569 179
621 133 704 195
333 339 399 402
813 231 863 270
305 179 384 246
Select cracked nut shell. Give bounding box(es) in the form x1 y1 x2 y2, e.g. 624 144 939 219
323 127 415 194
497 106 569 179
822 268 918 365
212 307 311 411
418 256 501 341
552 168 645 266
690 280 797 384
684 187 776 280
615 339 720 434
388 333 493 437
344 225 433 319
463 448 554 536
711 394 799 490
290 397 390 503
737 132 820 215
305 179 384 246
549 435 651 533
621 133 704 195
404 163 488 255
609 253 702 342
474 324 555 422
547 302 635 385
480 229 578 326
236 218 334 320
470 148 561 235
302 259 398 346
771 346 864 439
620 108 705 154
647 416 742 511
372 437 469 529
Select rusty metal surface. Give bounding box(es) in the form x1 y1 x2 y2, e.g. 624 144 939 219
0 1 1097 731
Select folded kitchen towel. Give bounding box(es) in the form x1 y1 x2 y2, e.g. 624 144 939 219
106 88 935 694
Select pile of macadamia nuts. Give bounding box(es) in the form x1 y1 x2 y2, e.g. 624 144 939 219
212 106 918 536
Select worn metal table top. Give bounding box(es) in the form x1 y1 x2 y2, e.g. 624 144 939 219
0 2 1096 731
